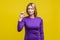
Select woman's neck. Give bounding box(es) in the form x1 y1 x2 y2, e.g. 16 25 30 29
29 15 35 18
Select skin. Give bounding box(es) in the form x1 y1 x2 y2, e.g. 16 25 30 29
19 4 35 21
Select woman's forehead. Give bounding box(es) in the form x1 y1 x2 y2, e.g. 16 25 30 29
28 5 35 8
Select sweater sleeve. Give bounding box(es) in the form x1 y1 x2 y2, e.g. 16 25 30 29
40 19 44 40
17 18 25 32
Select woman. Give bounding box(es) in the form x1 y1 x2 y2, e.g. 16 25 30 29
17 3 44 40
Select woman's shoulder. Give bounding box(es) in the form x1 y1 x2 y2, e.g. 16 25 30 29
23 16 43 20
37 16 43 20
37 16 43 23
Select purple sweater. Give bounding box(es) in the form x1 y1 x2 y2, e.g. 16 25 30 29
17 16 44 40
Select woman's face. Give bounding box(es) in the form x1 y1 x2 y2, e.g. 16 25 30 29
27 5 35 16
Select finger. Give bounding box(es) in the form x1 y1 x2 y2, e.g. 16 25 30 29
20 12 24 15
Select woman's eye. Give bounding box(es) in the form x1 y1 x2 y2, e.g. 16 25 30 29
28 8 34 10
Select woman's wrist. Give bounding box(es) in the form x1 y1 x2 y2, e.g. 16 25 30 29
18 18 23 22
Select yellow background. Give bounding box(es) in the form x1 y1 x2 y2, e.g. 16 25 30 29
0 0 60 40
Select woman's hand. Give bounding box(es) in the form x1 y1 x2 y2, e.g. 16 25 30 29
18 12 25 21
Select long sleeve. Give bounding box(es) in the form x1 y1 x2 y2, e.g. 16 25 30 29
40 19 44 40
17 18 25 32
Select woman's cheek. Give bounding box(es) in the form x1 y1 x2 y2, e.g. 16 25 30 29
32 10 34 14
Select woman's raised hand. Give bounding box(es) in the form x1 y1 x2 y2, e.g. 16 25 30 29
18 12 25 21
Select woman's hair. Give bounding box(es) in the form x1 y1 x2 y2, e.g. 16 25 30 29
26 3 37 17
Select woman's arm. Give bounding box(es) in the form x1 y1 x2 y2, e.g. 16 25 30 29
40 19 44 40
17 18 25 32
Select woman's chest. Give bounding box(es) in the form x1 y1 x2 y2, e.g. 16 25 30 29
25 19 41 28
